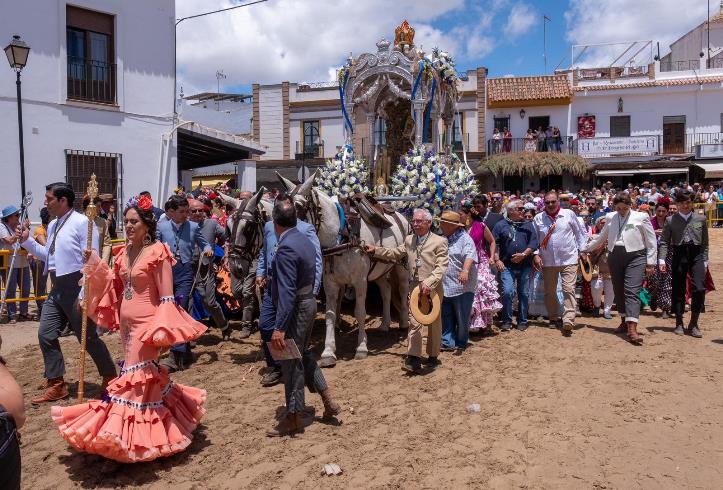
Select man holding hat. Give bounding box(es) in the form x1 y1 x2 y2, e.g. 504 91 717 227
438 211 477 353
1 205 31 323
365 208 448 374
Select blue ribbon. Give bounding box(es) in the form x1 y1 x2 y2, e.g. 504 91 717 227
435 166 442 200
338 70 353 134
335 202 347 244
422 78 437 143
411 60 426 100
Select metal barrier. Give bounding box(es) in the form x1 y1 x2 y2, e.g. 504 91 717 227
0 249 48 318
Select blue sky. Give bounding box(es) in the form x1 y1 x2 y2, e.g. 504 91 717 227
176 0 717 96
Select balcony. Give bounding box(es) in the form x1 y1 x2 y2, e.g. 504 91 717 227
660 59 700 72
575 64 650 81
67 57 117 104
487 136 573 155
294 140 325 160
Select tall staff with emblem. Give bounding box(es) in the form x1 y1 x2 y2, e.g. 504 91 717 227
78 174 98 402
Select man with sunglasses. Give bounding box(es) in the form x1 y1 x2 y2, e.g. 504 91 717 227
532 190 588 336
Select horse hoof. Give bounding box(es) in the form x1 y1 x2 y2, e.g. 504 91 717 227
354 352 368 360
319 357 337 368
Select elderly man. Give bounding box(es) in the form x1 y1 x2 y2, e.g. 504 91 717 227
365 208 448 374
188 198 229 337
438 211 477 352
532 190 588 336
492 201 538 331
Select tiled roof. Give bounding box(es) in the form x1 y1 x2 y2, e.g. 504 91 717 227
487 75 572 107
710 10 723 23
574 75 723 91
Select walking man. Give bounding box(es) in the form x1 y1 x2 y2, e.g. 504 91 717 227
532 190 588 336
659 191 708 338
157 195 212 371
256 195 322 387
188 199 229 338
16 182 116 403
365 208 449 373
267 199 339 436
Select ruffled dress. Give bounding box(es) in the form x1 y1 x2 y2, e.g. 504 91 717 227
468 222 502 331
50 242 207 463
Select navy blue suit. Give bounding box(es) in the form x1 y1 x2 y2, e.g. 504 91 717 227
269 226 327 414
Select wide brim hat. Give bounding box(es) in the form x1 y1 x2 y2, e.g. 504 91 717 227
579 254 593 282
409 285 441 325
99 193 114 202
438 210 464 226
1 205 20 219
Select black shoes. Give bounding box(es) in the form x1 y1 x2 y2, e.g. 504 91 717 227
402 356 422 374
261 369 282 387
423 356 441 367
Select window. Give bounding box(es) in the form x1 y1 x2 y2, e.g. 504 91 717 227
302 120 321 157
493 116 509 132
452 112 464 150
610 116 631 137
374 117 387 147
65 150 121 212
66 6 116 104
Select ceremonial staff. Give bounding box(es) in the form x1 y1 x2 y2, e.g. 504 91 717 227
78 174 98 402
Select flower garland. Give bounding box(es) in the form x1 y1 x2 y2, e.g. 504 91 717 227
390 146 478 215
318 145 370 199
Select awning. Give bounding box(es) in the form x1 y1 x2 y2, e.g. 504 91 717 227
694 162 723 178
595 167 688 176
176 122 265 171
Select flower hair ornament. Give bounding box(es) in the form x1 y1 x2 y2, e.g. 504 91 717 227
126 195 153 211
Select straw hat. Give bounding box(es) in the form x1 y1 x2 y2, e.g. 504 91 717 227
438 211 464 227
579 254 593 282
409 284 441 325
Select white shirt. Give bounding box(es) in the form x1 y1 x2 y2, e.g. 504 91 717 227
0 222 27 268
21 209 99 277
533 208 588 267
586 211 657 265
678 211 693 221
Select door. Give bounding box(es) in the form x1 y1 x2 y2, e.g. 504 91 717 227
529 116 550 132
503 175 524 195
610 116 631 137
663 116 685 154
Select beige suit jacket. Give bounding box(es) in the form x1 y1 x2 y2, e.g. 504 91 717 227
374 232 449 292
93 216 112 264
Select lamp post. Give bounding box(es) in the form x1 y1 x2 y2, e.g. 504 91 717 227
4 35 31 200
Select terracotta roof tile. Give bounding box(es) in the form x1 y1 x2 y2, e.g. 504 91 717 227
487 75 571 107
710 10 723 23
574 75 723 91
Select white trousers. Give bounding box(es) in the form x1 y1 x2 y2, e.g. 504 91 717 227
590 277 614 311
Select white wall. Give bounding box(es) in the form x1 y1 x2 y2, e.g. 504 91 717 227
668 22 723 63
572 85 723 137
258 85 283 160
0 0 175 211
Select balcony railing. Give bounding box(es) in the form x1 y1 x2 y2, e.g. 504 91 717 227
660 59 700 72
576 64 649 81
708 58 723 69
294 140 324 159
686 132 723 153
67 57 117 104
487 136 573 155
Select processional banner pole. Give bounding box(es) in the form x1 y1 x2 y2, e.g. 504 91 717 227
78 174 98 402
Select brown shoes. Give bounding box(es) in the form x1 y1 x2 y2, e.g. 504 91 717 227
627 322 643 345
266 412 303 437
31 377 69 404
320 388 341 419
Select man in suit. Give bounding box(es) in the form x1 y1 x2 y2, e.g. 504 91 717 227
659 190 708 338
256 195 322 387
266 199 338 437
82 196 112 264
98 194 117 240
365 208 449 374
157 195 212 371
16 182 116 403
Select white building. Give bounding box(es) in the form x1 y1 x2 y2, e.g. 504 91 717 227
661 3 723 71
0 0 263 224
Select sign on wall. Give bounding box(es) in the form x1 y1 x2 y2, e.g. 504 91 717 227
577 136 659 157
696 144 723 159
577 115 596 138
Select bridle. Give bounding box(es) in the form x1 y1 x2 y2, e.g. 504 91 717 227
227 201 265 278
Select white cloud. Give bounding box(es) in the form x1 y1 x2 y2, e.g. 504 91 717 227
503 3 536 38
175 0 467 93
565 0 710 67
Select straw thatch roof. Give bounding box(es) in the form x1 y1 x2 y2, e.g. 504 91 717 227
480 152 590 177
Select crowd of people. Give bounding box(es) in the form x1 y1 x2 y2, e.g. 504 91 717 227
490 126 565 154
0 176 715 482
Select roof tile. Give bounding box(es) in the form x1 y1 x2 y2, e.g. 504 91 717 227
488 75 571 106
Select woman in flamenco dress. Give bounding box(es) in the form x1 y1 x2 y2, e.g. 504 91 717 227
50 195 207 463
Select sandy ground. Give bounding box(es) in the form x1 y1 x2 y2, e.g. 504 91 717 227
4 231 723 489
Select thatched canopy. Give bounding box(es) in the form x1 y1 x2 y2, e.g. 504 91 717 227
480 152 590 177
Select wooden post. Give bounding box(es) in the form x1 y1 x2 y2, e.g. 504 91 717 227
78 174 98 402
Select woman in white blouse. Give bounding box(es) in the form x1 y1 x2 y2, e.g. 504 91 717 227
585 192 657 344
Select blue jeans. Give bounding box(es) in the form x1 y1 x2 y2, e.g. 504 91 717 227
500 265 532 325
441 292 474 349
3 267 31 317
258 290 280 370
171 261 194 354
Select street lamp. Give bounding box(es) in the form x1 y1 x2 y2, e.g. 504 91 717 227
4 35 30 200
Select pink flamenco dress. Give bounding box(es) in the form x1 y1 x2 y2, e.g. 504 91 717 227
468 222 502 332
50 242 208 463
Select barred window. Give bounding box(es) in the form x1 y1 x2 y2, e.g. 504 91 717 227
64 150 122 210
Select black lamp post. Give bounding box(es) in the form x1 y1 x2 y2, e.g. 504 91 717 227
4 35 30 200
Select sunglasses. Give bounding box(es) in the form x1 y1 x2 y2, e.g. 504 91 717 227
544 200 558 205
411 219 430 224
189 209 205 214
